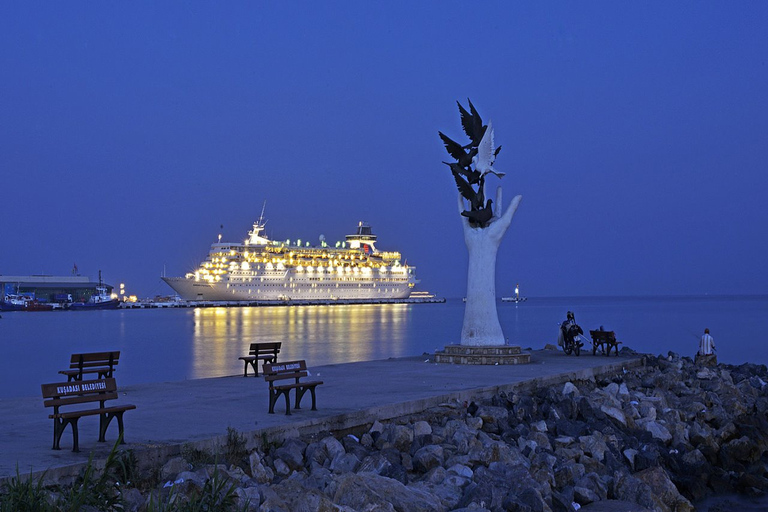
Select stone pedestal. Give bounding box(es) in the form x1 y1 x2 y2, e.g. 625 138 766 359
434 344 531 365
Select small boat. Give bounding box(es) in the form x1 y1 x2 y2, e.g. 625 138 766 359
69 272 120 310
501 284 527 303
0 294 29 311
25 300 54 312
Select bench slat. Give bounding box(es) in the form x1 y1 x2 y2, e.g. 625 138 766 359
59 351 120 381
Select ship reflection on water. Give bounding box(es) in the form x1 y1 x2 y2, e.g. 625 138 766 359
190 304 411 379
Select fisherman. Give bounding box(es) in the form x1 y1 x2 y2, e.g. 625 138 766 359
695 328 717 366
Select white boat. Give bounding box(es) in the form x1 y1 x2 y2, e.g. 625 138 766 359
69 272 120 310
162 212 418 302
501 283 527 303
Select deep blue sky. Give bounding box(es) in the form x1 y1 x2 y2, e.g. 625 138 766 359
2 2 766 299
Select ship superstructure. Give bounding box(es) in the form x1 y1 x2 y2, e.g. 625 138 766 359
162 217 417 302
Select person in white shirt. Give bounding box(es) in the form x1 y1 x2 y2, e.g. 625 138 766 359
696 328 717 366
699 328 715 356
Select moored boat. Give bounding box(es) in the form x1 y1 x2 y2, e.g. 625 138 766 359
0 294 29 311
25 300 54 312
69 272 120 310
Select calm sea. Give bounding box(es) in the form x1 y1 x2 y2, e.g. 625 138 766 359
0 295 765 399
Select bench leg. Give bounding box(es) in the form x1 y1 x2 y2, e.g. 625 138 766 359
99 411 124 443
268 390 291 415
259 357 275 376
52 418 80 452
52 418 64 450
296 386 318 411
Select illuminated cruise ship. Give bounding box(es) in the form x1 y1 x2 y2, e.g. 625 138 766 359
162 216 417 302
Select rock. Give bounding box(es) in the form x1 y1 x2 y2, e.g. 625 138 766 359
160 457 191 480
413 420 433 437
268 477 338 512
234 486 261 511
720 435 760 467
573 485 600 505
120 487 145 512
562 382 579 396
643 420 673 443
476 405 509 433
579 500 653 511
273 458 291 477
448 463 474 479
600 405 627 427
321 436 346 463
412 445 444 473
333 473 443 512
274 438 307 472
330 452 360 474
634 466 693 512
578 434 607 462
502 487 549 511
358 452 393 475
622 448 638 470
249 452 274 484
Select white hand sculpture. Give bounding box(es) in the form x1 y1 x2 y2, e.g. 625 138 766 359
459 186 522 346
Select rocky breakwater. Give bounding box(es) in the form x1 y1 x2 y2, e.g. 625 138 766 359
73 353 768 511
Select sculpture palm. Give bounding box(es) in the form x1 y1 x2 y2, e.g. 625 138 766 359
459 186 522 345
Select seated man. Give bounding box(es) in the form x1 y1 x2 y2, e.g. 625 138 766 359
695 328 717 366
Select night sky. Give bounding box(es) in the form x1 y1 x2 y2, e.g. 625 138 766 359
2 2 766 299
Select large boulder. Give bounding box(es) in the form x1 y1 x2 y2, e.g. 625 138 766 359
333 473 443 512
634 466 693 512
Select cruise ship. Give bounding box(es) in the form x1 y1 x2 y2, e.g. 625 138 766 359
162 216 418 302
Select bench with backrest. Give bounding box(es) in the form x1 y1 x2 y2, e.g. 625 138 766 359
41 377 136 452
589 330 622 356
59 351 120 381
239 342 281 377
263 360 323 415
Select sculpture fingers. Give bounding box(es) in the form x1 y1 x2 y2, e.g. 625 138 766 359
500 194 522 226
485 190 521 239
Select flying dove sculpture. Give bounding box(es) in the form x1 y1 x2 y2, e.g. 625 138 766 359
439 100 522 346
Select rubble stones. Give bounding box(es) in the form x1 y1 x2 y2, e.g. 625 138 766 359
93 355 768 511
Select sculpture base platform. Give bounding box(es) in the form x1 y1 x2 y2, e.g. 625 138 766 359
434 344 531 365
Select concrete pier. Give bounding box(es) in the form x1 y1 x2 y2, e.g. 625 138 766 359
0 349 642 484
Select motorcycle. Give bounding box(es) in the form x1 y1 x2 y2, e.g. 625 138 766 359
558 316 584 356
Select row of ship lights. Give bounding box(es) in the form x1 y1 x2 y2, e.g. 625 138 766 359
193 251 407 282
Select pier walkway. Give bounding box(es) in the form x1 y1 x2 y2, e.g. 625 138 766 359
0 349 642 484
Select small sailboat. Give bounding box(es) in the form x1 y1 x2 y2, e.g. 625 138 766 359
501 283 527 303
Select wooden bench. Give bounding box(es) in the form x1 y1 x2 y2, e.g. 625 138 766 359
41 378 136 452
59 351 120 381
239 342 281 377
589 330 622 356
263 360 323 415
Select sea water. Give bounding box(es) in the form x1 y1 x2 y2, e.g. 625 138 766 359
0 295 765 400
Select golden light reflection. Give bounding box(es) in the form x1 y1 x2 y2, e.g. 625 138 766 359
190 304 410 379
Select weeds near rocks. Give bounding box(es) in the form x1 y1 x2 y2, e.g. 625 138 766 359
224 427 248 470
181 446 216 469
56 434 128 511
0 435 135 512
147 464 245 512
0 467 54 512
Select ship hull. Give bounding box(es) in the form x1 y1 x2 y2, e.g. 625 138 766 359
69 299 121 310
162 276 413 302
